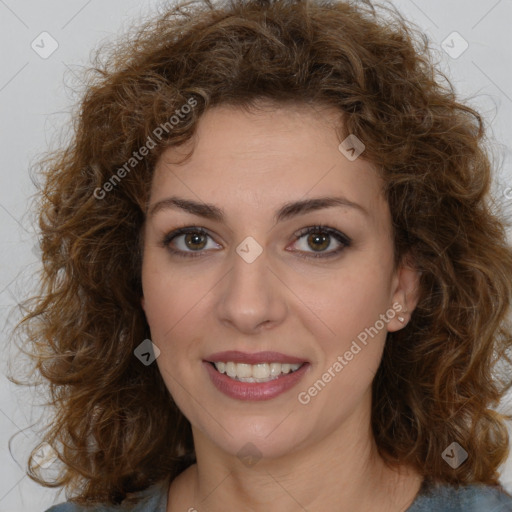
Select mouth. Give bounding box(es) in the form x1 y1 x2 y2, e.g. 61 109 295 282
208 361 305 383
203 350 310 400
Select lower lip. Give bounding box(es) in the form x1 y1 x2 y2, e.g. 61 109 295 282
203 361 310 401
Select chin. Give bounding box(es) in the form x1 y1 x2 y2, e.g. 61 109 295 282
195 410 324 464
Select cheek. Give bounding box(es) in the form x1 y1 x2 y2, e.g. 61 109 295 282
291 263 393 406
294 263 392 342
140 256 216 393
296 281 390 413
141 260 203 396
141 253 205 338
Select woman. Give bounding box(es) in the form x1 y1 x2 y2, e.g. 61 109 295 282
13 0 512 510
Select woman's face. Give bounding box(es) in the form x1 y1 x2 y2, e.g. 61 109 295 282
141 103 418 461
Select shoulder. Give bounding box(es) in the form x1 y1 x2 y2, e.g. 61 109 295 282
407 481 512 511
43 476 171 512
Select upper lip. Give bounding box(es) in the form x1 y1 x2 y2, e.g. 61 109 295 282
205 351 307 365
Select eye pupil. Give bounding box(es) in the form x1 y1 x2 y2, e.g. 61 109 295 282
185 232 207 250
308 232 330 251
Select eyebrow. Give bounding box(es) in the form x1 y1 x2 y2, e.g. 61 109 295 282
147 195 368 222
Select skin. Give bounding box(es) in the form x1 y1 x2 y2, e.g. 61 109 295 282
141 102 423 512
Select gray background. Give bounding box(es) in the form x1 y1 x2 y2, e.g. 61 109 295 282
1 0 511 510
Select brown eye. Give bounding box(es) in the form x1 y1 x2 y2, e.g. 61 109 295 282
184 232 208 250
162 227 222 257
307 232 330 252
290 225 352 258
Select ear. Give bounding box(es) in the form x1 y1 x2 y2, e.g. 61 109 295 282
387 253 420 333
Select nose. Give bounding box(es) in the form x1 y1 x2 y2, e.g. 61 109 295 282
215 244 288 334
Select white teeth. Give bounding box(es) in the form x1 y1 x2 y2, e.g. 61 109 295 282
253 363 269 379
236 363 253 378
213 361 302 382
270 362 282 377
226 362 237 378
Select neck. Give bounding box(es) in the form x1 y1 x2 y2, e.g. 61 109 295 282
168 406 423 512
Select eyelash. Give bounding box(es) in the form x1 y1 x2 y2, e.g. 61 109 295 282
293 225 352 259
160 225 352 259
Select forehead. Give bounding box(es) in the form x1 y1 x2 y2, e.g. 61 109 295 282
150 103 389 229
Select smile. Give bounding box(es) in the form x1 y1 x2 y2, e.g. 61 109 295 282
212 361 303 382
203 356 310 400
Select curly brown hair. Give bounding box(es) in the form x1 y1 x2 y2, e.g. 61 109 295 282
9 0 512 506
